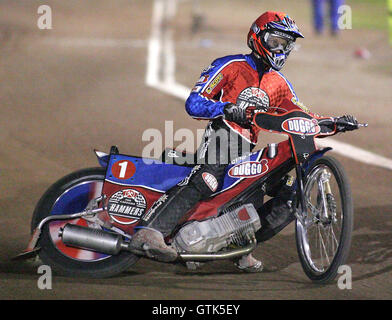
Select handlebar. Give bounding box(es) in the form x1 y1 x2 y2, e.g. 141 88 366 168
248 109 368 164
248 109 368 132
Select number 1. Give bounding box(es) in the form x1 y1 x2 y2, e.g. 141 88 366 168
118 161 128 178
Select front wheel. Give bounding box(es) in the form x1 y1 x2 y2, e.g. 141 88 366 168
31 167 139 278
295 156 353 283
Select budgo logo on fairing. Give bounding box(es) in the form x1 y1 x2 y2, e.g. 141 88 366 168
282 117 320 136
228 160 268 178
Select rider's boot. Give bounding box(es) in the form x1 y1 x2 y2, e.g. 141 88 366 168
234 253 264 273
130 227 178 262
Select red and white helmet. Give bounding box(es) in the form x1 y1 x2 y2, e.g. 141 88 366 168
247 11 304 71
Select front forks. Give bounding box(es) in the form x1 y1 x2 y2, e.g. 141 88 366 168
294 164 336 227
318 170 331 223
294 164 308 226
296 162 337 229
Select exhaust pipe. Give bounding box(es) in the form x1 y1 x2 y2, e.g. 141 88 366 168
59 224 130 255
179 239 257 262
59 224 257 261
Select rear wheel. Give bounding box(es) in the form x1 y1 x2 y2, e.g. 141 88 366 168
295 156 353 283
31 167 139 278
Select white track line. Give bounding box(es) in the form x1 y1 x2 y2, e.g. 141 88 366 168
146 0 392 171
316 138 392 170
43 37 147 48
146 0 164 86
146 0 190 100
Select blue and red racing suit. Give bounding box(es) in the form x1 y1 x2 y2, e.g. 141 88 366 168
186 53 313 145
141 54 319 237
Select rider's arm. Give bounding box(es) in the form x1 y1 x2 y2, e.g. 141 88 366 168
185 90 229 119
264 73 358 135
185 56 239 120
266 72 316 116
270 72 337 135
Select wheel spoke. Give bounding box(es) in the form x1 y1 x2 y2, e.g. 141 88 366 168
329 224 339 253
318 225 330 268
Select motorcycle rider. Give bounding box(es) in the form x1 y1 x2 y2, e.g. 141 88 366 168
131 11 358 271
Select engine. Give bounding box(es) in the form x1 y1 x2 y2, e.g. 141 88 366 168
173 203 261 253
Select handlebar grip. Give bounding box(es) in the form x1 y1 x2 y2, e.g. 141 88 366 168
333 117 368 128
357 123 368 128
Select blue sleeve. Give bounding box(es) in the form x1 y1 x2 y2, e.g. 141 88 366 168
184 55 244 119
185 92 228 119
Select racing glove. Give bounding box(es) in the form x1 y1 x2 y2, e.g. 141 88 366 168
223 103 248 125
335 115 359 132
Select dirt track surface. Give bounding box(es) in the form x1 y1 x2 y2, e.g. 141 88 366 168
1 0 391 300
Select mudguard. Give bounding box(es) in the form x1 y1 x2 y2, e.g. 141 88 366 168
302 147 332 173
94 150 110 168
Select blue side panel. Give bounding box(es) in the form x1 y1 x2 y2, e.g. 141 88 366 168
105 155 192 192
105 150 264 193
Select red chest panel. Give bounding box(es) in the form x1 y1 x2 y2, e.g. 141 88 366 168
207 62 293 143
211 61 293 114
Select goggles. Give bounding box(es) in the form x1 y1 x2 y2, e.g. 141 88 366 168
263 31 295 53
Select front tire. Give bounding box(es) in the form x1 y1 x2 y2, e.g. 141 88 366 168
295 156 353 283
31 167 139 278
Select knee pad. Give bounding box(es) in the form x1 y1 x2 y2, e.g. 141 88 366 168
179 164 226 199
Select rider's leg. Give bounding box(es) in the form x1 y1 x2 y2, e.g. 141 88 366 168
130 119 249 262
130 163 225 261
144 162 227 235
130 165 224 261
233 176 297 272
255 176 297 243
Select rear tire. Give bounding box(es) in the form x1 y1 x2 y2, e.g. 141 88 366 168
32 167 139 278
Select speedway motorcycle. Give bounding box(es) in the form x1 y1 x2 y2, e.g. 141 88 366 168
15 109 366 283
